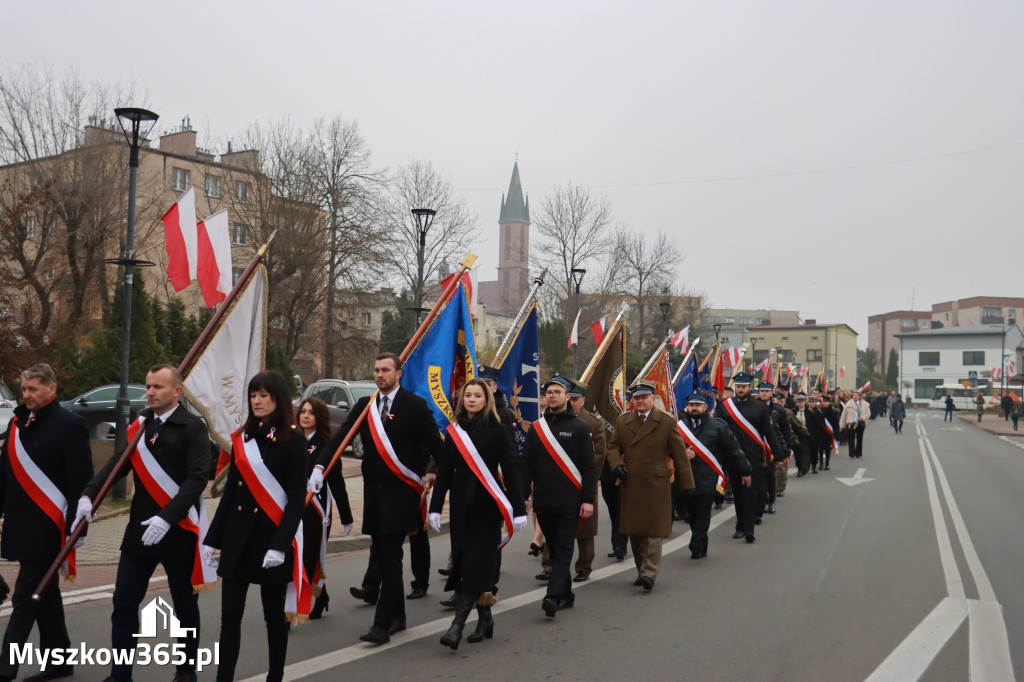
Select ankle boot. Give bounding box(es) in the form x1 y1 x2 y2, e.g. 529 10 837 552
439 591 475 650
309 585 330 620
467 606 493 643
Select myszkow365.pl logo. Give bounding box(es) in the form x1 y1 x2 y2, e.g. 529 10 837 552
12 596 218 672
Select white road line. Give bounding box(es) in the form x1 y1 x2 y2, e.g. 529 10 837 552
918 438 965 600
0 592 114 618
968 599 1015 682
242 507 738 682
865 597 967 682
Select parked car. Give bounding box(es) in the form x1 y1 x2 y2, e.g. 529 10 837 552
0 381 16 437
61 384 148 438
298 379 377 458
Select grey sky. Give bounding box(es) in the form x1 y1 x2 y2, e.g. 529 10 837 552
5 0 1024 345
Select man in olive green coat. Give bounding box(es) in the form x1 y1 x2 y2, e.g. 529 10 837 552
606 382 694 590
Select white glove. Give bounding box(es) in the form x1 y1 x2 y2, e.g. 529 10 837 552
140 516 172 546
307 466 324 493
322 514 331 528
428 512 442 532
343 523 353 536
72 496 93 531
262 549 285 569
512 515 528 532
68 535 85 550
200 545 217 568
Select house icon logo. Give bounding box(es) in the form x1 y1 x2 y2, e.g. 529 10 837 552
134 596 197 638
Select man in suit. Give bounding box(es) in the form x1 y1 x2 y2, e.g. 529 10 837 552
0 364 93 682
76 365 210 682
309 352 442 644
605 381 694 590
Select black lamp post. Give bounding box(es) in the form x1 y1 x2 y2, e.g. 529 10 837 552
107 107 158 499
713 323 722 341
411 208 436 326
571 267 586 376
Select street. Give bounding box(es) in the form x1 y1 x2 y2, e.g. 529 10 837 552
4 410 1021 681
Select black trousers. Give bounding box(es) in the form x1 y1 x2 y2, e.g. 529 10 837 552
729 470 755 535
686 493 714 555
754 467 769 518
795 441 811 473
819 444 831 469
0 560 71 677
766 462 777 504
848 423 865 458
362 529 429 596
366 533 406 630
111 552 199 678
217 579 288 682
600 468 627 552
536 507 578 604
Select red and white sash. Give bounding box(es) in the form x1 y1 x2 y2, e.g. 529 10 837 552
677 419 726 492
232 431 310 621
822 417 839 452
128 417 217 592
367 396 426 522
308 443 332 591
7 418 75 580
446 423 515 549
721 398 772 463
534 416 582 490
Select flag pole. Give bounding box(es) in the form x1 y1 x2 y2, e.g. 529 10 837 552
670 338 702 386
33 235 277 601
492 267 547 368
579 302 629 383
308 252 478 502
631 334 671 386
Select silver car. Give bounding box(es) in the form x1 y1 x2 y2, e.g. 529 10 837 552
0 382 15 437
299 379 377 458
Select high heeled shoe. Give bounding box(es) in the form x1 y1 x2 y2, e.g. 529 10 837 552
439 592 475 650
309 586 330 620
466 606 493 643
528 542 544 557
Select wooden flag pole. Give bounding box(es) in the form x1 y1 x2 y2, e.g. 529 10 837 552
631 335 671 386
492 268 547 368
670 338 701 386
579 302 630 384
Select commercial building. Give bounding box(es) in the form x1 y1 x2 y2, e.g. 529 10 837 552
744 321 858 391
930 296 1024 328
867 310 932 374
701 309 801 352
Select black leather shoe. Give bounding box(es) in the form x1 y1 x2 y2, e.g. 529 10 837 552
776 491 784 497
572 571 589 582
541 597 558 618
437 567 451 576
614 548 626 561
406 586 427 600
755 517 763 525
24 668 73 682
767 504 776 514
636 576 654 590
714 501 723 509
173 674 198 682
528 542 543 557
350 586 378 604
672 510 684 521
535 570 550 581
733 531 745 539
745 534 756 543
99 676 132 682
440 595 456 608
389 619 406 635
359 627 390 644
557 596 575 610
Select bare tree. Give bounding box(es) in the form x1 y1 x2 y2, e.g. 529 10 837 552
615 228 683 351
379 160 478 303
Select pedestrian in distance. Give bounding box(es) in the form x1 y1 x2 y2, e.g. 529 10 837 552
839 391 871 459
975 394 985 422
943 394 955 422
891 395 906 434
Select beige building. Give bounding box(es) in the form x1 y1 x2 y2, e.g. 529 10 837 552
745 322 858 391
867 310 932 374
931 296 1024 328
702 308 801 350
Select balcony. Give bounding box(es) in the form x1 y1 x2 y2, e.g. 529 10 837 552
981 316 1005 325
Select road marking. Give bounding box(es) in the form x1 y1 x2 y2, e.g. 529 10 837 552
997 435 1024 450
0 591 115 618
835 467 873 486
917 438 964 600
865 597 967 682
241 507 738 682
939 427 962 431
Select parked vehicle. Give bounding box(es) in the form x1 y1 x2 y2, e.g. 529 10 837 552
61 384 148 438
0 381 16 437
298 379 377 458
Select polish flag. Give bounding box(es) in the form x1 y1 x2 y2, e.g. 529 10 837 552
162 187 198 292
840 366 846 378
590 316 608 346
669 325 690 353
196 210 232 307
724 347 743 369
857 380 871 393
568 309 582 349
1008 360 1016 374
991 367 1002 379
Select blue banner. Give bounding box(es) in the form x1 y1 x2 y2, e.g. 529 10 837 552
400 285 477 431
673 354 698 411
698 360 717 413
497 304 540 454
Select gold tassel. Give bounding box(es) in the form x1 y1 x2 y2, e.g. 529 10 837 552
310 584 323 597
60 573 76 584
286 613 310 625
192 582 219 595
476 593 498 607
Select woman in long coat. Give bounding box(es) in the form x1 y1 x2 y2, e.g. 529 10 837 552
428 379 527 650
206 371 307 682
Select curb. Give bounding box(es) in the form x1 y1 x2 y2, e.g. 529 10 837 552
956 414 1024 438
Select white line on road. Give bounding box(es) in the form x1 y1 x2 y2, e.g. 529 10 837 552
865 597 967 682
917 437 964 600
0 592 115 618
968 599 1015 682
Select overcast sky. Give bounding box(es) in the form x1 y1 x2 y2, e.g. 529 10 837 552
5 0 1024 345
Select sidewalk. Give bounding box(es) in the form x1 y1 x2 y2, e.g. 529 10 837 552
957 412 1024 436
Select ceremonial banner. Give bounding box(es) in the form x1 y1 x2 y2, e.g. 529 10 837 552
401 285 478 431
698 359 717 412
195 210 232 308
673 354 699 410
590 316 608 347
640 347 676 415
568 309 581 349
583 327 627 434
669 325 690 353
857 380 871 393
183 265 267 452
496 304 540 453
162 187 198 292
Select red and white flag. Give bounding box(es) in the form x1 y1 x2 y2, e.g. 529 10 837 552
669 325 690 353
440 269 478 317
857 380 871 393
590 316 608 347
724 347 743 369
1010 360 1017 375
162 187 198 292
568 309 582 349
991 367 1002 379
196 210 232 308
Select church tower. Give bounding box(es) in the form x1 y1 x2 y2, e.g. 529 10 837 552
496 161 530 311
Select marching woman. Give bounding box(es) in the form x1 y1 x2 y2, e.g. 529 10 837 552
296 397 354 619
205 371 308 682
428 379 528 650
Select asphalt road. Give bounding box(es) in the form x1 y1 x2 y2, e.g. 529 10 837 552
4 410 1021 681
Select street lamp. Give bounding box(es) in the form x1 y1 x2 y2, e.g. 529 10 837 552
107 107 158 499
411 208 436 326
713 323 722 341
571 267 586 376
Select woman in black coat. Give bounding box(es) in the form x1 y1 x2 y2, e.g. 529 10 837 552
296 396 353 619
428 379 527 650
205 371 307 682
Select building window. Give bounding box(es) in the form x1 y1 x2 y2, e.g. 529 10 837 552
504 227 511 261
915 378 944 400
919 351 940 366
900 318 918 329
724 317 735 324
963 351 985 366
740 317 752 325
363 312 372 326
807 349 823 362
781 336 789 341
1010 309 1017 323
981 307 1002 324
171 168 189 191
752 350 769 363
232 223 247 245
921 320 929 328
234 181 250 203
204 175 220 197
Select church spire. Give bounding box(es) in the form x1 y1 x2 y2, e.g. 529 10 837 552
498 161 530 224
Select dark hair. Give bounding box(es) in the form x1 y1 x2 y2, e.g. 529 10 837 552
375 352 403 371
297 397 331 442
148 364 183 386
244 370 296 441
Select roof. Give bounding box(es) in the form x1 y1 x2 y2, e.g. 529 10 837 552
867 310 931 323
894 324 1020 338
747 323 858 336
498 161 530 224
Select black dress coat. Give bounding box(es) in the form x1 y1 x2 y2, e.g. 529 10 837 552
301 431 353 578
318 387 442 537
206 419 307 585
428 415 526 594
0 401 94 562
82 404 209 559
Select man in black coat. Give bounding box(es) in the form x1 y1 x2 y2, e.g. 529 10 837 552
0 364 93 682
76 364 210 682
310 352 443 644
